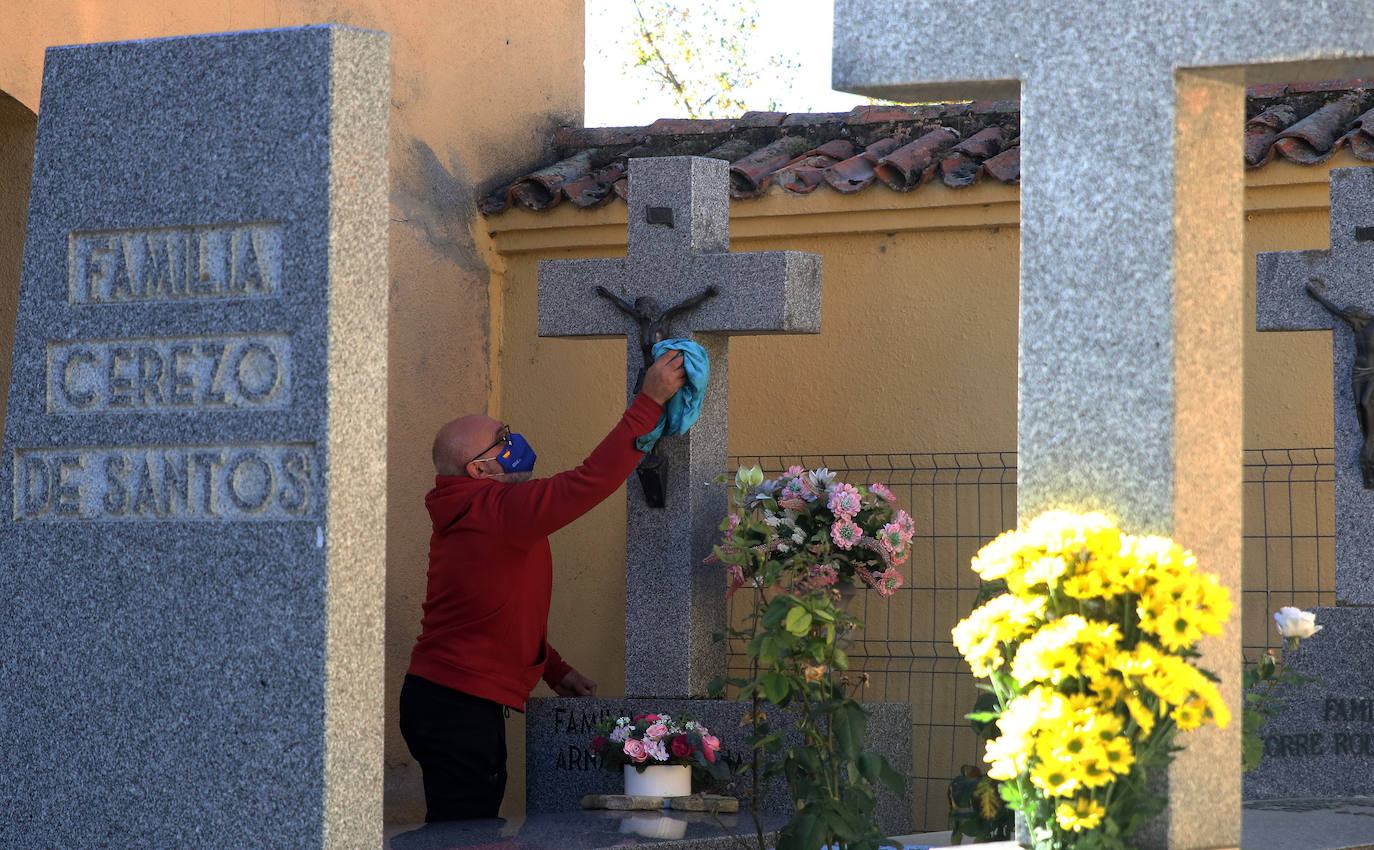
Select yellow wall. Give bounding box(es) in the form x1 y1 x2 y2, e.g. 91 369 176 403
0 92 34 426
0 0 583 824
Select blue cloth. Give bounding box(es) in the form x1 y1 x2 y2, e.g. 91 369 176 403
636 338 709 452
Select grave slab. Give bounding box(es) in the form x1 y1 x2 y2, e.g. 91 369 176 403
384 810 789 850
0 26 388 848
834 3 1374 848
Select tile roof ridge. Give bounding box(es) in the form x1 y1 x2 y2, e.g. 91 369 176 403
482 81 1374 215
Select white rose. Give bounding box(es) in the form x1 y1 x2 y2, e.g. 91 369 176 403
1274 606 1322 642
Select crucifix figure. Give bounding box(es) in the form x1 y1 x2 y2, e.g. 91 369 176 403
833 1 1374 846
594 284 719 508
1258 166 1374 608
595 284 719 384
538 156 821 697
1306 279 1374 487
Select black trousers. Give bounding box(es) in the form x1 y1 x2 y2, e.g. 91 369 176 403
399 673 508 821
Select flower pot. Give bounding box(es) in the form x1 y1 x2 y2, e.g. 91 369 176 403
623 763 691 798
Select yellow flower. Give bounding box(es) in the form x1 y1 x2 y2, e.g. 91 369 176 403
1125 694 1156 735
1061 568 1109 599
1030 758 1080 797
970 530 1023 581
1100 736 1134 775
1150 603 1205 651
1172 697 1206 730
1011 615 1088 686
1022 554 1068 587
952 594 1046 676
1056 797 1107 832
803 664 826 683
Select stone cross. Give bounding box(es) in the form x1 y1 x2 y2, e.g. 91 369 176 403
1257 166 1374 606
833 2 1374 848
538 156 821 697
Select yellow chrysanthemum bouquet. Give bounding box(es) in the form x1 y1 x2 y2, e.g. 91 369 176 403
952 511 1232 850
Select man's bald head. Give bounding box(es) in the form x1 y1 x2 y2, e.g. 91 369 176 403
432 414 502 476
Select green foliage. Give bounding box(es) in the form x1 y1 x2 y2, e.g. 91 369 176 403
589 0 801 119
1241 648 1319 772
716 466 906 850
947 692 1013 845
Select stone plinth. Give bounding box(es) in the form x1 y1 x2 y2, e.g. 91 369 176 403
525 696 913 835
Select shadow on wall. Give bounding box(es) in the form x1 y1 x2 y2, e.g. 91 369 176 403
0 90 35 428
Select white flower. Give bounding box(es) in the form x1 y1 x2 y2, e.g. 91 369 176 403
610 726 630 744
791 528 805 545
1274 606 1323 644
763 511 781 527
647 740 669 762
808 467 836 491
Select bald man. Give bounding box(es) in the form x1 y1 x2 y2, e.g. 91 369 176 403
400 349 687 821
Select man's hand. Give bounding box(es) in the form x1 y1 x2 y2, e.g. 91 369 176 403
641 349 686 404
553 668 598 697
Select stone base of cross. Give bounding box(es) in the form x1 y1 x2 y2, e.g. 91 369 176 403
1257 166 1374 606
538 156 821 697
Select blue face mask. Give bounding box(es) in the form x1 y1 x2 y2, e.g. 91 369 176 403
490 432 536 474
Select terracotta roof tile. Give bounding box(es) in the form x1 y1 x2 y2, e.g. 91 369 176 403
480 82 1374 215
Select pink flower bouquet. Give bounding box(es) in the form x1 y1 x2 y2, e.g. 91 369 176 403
591 713 722 773
711 465 910 597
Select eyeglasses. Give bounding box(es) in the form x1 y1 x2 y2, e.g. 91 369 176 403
469 424 511 464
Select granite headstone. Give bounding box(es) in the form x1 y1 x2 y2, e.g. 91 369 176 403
0 26 389 848
1248 165 1374 799
834 3 1374 848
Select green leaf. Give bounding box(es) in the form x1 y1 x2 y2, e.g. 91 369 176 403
832 702 866 759
706 676 726 697
785 606 814 637
857 751 883 783
761 672 789 704
1243 726 1266 772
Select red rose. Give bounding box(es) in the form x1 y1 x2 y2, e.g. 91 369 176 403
590 735 607 753
702 745 716 763
670 735 692 759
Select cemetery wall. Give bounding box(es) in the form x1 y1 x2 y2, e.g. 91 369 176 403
486 159 1362 817
0 0 583 826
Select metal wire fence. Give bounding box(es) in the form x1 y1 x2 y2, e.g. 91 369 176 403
725 448 1334 832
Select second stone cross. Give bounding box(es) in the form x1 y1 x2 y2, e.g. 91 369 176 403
538 156 821 697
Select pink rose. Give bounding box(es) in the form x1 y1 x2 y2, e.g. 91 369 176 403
645 722 669 740
623 738 648 762
700 734 720 763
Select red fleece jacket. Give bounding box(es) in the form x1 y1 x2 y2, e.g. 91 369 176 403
407 392 663 710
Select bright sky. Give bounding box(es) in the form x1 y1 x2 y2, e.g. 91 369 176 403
584 0 869 127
